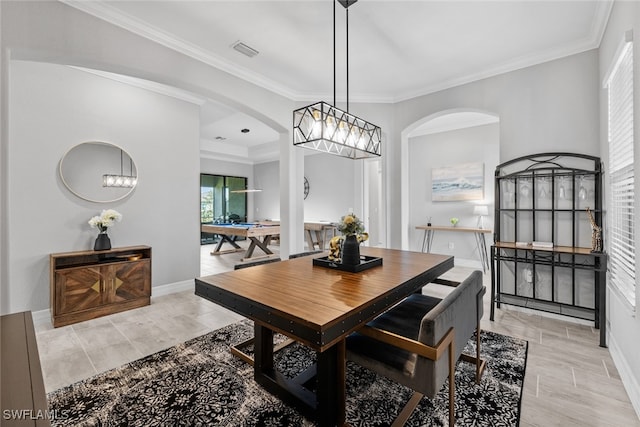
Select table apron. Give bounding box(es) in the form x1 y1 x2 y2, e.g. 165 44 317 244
195 256 453 351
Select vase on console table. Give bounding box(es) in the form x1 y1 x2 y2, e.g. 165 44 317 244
94 231 111 251
341 235 361 266
88 209 121 251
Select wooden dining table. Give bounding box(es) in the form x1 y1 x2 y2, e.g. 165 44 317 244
195 247 453 426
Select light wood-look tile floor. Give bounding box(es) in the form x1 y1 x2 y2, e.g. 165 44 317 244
34 243 640 426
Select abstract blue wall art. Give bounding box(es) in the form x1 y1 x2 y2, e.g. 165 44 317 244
432 162 484 202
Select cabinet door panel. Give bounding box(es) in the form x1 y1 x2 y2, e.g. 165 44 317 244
108 260 151 303
55 267 106 315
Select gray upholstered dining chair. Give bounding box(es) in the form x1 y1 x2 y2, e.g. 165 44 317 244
346 270 486 427
230 257 289 366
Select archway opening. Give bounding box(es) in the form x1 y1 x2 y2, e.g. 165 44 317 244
401 110 500 270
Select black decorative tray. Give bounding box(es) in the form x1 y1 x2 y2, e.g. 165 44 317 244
312 255 383 273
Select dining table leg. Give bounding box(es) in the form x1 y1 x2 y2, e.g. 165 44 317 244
253 324 346 426
316 340 346 426
253 323 274 373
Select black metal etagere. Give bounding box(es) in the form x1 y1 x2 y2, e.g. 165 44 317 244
489 153 607 347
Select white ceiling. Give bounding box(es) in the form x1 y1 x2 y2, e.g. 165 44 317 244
65 0 613 162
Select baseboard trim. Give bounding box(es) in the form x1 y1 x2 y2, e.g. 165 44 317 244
30 280 196 325
453 258 484 270
497 304 594 326
31 308 51 324
609 335 640 420
151 279 195 298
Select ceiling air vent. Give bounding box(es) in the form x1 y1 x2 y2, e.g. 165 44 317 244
231 41 259 58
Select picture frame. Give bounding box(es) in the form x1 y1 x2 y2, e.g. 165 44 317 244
432 162 484 202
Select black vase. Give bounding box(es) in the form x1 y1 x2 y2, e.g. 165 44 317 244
341 235 361 265
94 233 111 251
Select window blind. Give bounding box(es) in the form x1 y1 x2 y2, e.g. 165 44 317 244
605 35 635 308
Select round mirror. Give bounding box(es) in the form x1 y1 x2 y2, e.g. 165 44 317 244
59 141 138 203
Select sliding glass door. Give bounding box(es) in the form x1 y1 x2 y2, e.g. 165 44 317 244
200 174 247 244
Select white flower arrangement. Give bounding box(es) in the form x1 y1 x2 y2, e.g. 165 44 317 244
88 209 122 233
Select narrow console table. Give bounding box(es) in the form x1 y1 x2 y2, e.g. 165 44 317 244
50 246 151 327
417 225 491 273
1 311 50 426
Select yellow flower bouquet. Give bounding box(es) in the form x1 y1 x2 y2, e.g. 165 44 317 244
329 213 369 263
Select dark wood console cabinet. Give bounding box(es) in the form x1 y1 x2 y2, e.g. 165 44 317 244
50 246 151 327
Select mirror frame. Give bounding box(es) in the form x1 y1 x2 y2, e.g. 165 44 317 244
59 141 138 203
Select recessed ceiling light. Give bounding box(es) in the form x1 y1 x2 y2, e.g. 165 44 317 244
241 128 250 133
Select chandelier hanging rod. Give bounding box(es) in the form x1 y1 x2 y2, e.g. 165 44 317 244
346 2 349 112
292 0 381 160
336 0 355 111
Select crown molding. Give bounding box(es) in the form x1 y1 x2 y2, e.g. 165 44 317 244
69 66 207 105
199 150 280 165
591 0 615 49
295 91 396 105
411 114 499 137
394 38 607 103
61 0 300 100
393 1 613 103
199 150 256 165
61 0 614 105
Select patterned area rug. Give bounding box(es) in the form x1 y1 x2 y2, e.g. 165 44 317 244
48 320 528 426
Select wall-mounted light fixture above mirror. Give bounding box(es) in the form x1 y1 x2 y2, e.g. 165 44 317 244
59 141 138 203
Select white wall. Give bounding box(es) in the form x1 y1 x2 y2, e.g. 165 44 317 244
393 50 601 249
408 123 499 264
304 153 357 222
0 0 305 275
253 160 280 221
6 60 200 312
598 0 640 417
252 154 359 243
253 154 360 224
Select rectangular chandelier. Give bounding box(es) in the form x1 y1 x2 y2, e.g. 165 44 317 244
293 101 382 159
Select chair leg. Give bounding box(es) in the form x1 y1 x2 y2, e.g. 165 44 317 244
475 327 483 383
388 334 456 427
230 336 296 367
390 392 423 427
459 328 486 384
230 337 256 366
448 338 455 427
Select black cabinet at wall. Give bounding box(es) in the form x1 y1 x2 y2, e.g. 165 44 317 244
489 152 607 347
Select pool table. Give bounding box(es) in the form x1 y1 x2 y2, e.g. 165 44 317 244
201 223 280 261
259 220 337 250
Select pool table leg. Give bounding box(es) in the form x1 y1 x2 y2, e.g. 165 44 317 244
210 234 244 255
244 236 275 260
